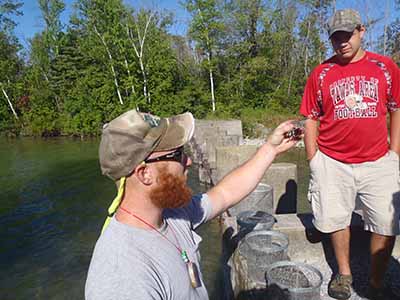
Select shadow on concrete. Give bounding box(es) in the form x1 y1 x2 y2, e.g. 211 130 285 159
297 212 400 298
276 179 297 214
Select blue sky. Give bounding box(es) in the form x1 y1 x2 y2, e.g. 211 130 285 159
14 0 189 48
13 0 400 50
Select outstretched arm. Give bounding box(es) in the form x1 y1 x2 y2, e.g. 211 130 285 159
206 121 298 219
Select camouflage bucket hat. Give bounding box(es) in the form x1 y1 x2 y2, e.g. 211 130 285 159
327 9 362 37
99 110 195 181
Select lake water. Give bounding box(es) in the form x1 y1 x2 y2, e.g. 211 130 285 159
0 137 309 299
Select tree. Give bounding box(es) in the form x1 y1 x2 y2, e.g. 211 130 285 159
74 0 129 105
384 18 400 64
0 0 23 34
125 9 154 104
0 0 23 124
38 0 65 57
0 31 22 122
185 0 224 112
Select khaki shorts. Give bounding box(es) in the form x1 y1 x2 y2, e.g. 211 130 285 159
308 150 400 236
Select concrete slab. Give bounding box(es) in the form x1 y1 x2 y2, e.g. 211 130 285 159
261 163 297 214
274 212 400 259
215 145 297 213
222 213 400 299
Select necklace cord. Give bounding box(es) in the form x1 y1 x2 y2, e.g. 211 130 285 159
119 206 183 254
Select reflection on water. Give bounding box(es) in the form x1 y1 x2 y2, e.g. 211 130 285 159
0 137 223 300
0 138 308 299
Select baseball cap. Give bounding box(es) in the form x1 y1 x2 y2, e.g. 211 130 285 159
99 109 195 181
327 9 362 37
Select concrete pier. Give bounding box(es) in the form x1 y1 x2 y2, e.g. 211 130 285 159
221 213 400 300
215 145 297 214
190 118 400 299
190 120 243 184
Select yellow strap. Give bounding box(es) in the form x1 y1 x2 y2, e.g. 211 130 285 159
101 177 126 234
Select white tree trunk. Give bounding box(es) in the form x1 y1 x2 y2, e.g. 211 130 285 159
198 8 216 112
41 68 50 82
287 64 296 97
94 25 124 105
127 13 153 104
1 85 18 120
304 20 311 76
124 57 135 95
207 53 216 112
140 59 148 102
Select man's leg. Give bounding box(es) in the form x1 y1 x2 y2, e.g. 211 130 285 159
308 151 355 299
369 233 395 288
357 151 400 299
331 227 352 276
328 227 353 299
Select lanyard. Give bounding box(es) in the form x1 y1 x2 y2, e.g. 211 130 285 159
118 206 190 263
118 206 201 288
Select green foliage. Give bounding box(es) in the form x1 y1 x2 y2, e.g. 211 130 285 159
240 107 297 137
0 28 23 131
4 0 340 136
0 0 23 34
381 18 400 64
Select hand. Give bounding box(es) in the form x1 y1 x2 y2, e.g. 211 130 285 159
267 120 301 154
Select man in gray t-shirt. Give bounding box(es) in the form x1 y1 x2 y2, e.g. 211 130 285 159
85 110 299 300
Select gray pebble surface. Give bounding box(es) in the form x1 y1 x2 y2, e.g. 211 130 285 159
304 255 400 300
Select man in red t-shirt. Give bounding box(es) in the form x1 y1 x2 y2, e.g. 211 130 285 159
300 9 400 300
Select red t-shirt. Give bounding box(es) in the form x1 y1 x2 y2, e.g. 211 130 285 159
300 51 400 163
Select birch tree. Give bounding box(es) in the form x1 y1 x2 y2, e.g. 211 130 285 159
126 9 154 103
34 0 65 111
75 0 127 105
38 0 65 57
0 32 21 121
0 1 22 121
185 0 224 112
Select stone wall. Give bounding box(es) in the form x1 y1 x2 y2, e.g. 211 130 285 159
189 119 304 298
189 119 243 184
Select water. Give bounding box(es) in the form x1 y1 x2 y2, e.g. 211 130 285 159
0 137 222 300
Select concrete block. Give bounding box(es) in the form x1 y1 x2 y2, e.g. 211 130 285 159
191 120 243 185
215 145 258 182
215 146 297 214
261 163 297 214
228 183 274 216
222 212 400 300
195 119 242 136
273 212 400 262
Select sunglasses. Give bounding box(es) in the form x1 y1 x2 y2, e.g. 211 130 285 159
144 147 186 165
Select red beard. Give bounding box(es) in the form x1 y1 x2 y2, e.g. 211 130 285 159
149 168 193 209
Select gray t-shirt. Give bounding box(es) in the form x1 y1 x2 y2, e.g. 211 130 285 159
85 193 213 300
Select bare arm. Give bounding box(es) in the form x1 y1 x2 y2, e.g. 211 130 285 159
390 109 400 155
304 118 318 160
206 121 298 219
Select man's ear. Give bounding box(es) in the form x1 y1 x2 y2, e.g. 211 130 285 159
134 162 153 185
359 25 366 38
